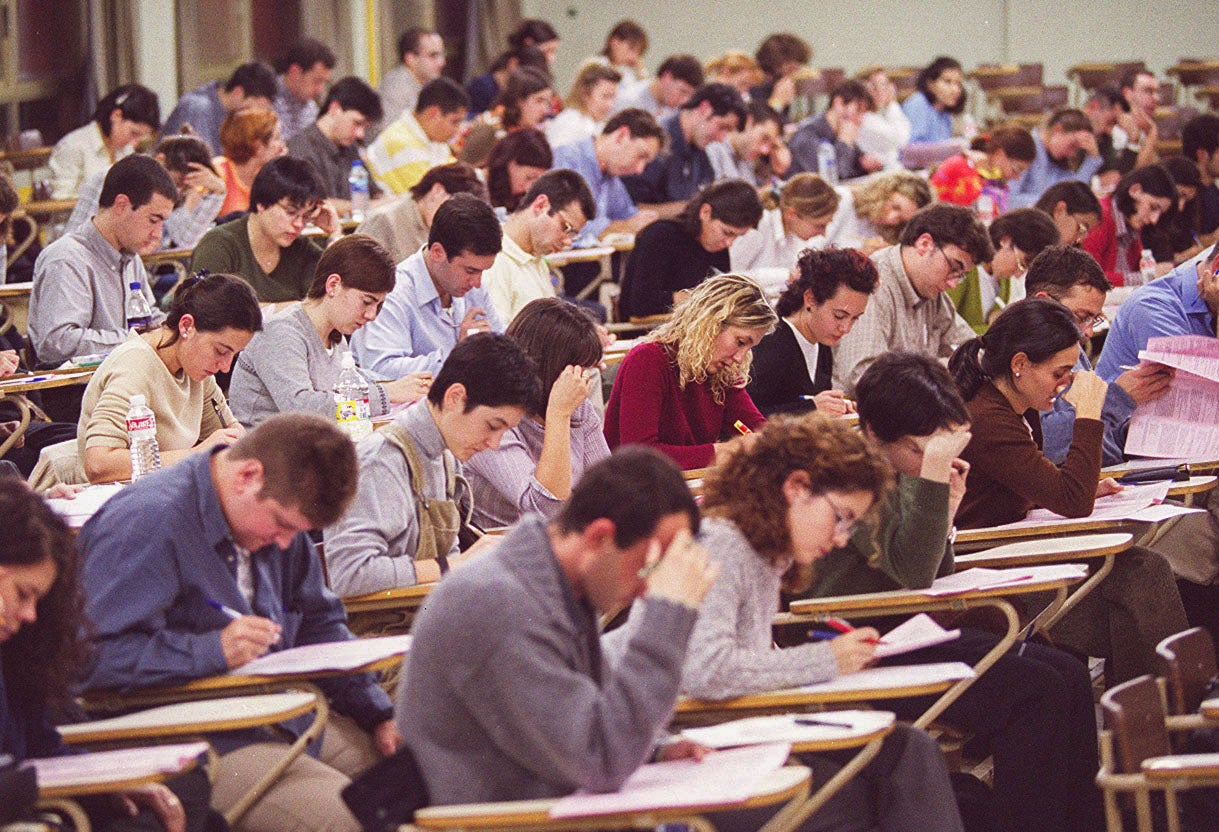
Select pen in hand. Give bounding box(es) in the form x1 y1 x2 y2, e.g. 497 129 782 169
206 598 242 620
794 716 855 729
211 396 229 428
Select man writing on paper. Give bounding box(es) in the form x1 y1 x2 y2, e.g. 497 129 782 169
78 414 401 832
395 446 719 805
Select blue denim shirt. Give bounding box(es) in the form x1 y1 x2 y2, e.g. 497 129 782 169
1008 131 1103 209
79 450 392 735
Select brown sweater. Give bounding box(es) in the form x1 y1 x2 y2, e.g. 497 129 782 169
956 381 1104 528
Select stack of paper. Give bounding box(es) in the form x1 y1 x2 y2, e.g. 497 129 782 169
681 711 895 749
923 564 1087 596
46 483 124 528
1127 335 1219 458
549 742 791 818
231 634 412 677
873 613 960 659
27 742 210 790
794 661 976 695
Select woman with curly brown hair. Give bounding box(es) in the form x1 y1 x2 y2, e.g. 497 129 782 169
606 416 964 832
604 273 775 470
0 477 216 831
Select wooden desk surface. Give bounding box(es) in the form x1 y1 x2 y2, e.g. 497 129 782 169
413 765 810 829
675 677 960 715
0 369 95 395
953 532 1134 569
1168 476 1218 498
787 572 1084 617
0 280 33 298
17 197 77 217
143 248 194 267
60 690 318 744
1202 697 1219 721
342 582 433 613
954 517 1149 547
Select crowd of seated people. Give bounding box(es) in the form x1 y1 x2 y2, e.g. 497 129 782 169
6 16 1219 832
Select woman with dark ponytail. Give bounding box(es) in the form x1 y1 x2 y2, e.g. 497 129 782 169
78 273 263 483
952 297 1187 682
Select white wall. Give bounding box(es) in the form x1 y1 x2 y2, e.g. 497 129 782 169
133 0 178 110
525 0 1216 95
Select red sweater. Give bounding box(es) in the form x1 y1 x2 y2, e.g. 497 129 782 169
1082 195 1140 287
604 342 766 470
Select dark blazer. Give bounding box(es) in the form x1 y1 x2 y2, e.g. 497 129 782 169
746 321 834 416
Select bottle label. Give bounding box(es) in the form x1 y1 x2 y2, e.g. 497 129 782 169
126 414 155 433
335 397 370 423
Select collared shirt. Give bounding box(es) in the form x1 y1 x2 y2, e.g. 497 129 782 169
48 122 132 199
355 196 428 265
1096 252 1217 380
78 450 392 732
162 80 227 155
902 91 954 144
544 109 601 150
551 136 636 243
730 208 804 298
365 111 456 195
481 231 555 322
273 75 318 141
66 169 225 250
621 113 713 205
832 244 975 395
378 65 423 126
286 123 382 201
1008 130 1103 209
706 140 761 186
349 248 504 377
324 401 459 596
29 220 164 366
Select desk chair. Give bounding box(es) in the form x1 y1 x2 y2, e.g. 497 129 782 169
1156 627 1217 718
1098 674 1219 832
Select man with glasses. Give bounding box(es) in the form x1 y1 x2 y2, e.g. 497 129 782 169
481 170 594 322
947 207 1061 333
1029 245 1172 467
191 156 334 302
833 203 993 395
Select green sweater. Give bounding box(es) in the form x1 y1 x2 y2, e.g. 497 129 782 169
190 215 322 303
788 474 955 601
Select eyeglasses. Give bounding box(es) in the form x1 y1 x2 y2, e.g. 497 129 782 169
1073 310 1107 331
554 209 579 237
821 494 859 538
276 200 321 225
935 243 968 281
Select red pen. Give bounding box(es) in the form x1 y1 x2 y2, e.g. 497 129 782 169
824 617 880 644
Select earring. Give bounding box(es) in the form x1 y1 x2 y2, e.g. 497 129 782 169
1014 372 1021 378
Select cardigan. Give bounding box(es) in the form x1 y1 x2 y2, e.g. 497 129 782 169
603 341 765 470
744 319 833 416
956 381 1104 528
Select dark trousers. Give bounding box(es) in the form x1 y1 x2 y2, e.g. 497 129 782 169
881 629 1104 832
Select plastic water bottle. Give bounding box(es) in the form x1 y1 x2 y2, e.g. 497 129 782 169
816 141 838 185
126 394 161 480
348 159 370 223
974 194 995 226
1137 249 1157 287
125 281 153 332
334 352 372 440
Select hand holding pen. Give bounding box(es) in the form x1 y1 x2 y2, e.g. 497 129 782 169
208 599 281 669
813 618 881 675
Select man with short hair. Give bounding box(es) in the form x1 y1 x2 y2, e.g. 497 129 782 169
352 194 504 377
1028 245 1171 466
622 83 747 215
615 54 703 122
706 101 787 186
356 162 487 264
789 80 883 180
552 108 663 241
287 76 384 212
481 169 594 321
1182 114 1219 244
380 28 446 125
79 414 399 832
395 445 716 805
325 334 539 596
833 203 994 395
1116 68 1161 168
366 78 467 195
29 155 175 365
272 39 337 141
163 61 278 155
1008 109 1104 208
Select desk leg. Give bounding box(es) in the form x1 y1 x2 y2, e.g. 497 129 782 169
223 683 330 827
36 798 92 831
575 254 613 302
761 736 886 832
912 599 1019 730
1032 553 1114 634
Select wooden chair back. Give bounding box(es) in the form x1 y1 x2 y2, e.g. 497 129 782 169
1101 675 1172 774
1157 627 1217 715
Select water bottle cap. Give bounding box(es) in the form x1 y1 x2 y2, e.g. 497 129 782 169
129 282 141 290
131 393 147 407
1141 249 1153 257
351 159 363 168
341 351 357 368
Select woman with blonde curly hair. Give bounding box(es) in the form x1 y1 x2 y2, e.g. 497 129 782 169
604 273 775 470
823 169 933 254
605 416 965 832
